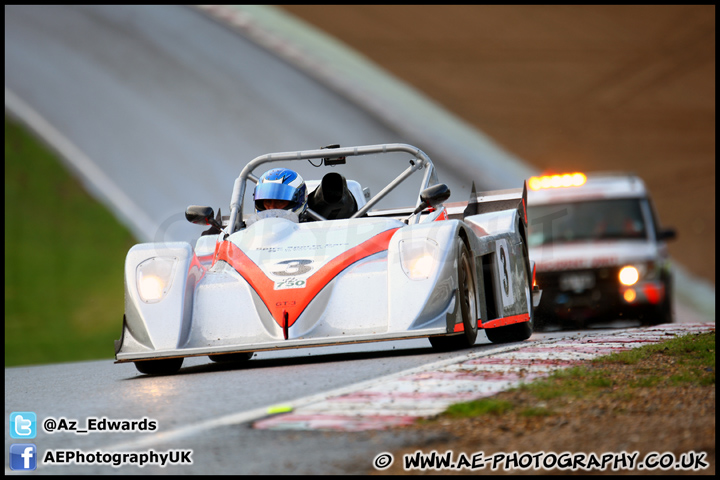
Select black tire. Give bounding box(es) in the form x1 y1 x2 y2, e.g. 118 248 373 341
657 276 674 324
485 246 534 344
134 357 183 375
658 293 673 324
429 238 478 351
641 276 673 326
208 352 254 363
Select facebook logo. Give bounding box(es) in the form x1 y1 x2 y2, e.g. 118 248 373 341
10 444 37 471
10 412 36 439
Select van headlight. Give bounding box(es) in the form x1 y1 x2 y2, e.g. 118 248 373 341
399 238 440 280
136 256 178 303
619 265 640 286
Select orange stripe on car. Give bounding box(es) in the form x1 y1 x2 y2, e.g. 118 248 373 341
435 207 449 221
188 253 208 282
480 313 530 329
214 227 400 331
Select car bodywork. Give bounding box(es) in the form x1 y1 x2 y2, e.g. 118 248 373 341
115 143 539 374
526 172 676 328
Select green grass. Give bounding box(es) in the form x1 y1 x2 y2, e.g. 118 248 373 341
440 331 715 419
600 330 715 366
444 398 513 418
5 115 137 366
598 331 716 387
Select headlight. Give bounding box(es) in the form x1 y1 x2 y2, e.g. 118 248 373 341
618 265 640 286
623 289 637 302
136 256 178 303
399 238 440 280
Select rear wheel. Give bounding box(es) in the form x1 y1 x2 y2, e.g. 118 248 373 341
134 357 183 375
429 238 477 351
485 248 534 344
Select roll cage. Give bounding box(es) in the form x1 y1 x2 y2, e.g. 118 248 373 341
226 143 440 234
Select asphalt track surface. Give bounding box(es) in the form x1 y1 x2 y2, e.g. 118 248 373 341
4 5 714 475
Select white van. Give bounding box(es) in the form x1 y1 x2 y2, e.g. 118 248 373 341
526 172 676 328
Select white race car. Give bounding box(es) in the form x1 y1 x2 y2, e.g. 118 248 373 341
115 144 540 374
527 172 676 328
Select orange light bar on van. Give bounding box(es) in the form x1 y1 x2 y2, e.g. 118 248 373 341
528 173 587 190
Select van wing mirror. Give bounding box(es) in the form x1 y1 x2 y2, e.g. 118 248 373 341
657 227 677 242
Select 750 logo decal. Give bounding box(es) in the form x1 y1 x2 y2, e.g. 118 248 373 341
274 277 307 290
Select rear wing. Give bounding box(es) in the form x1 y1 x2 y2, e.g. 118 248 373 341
446 181 528 227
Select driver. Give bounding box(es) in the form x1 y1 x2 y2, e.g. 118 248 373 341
253 168 308 220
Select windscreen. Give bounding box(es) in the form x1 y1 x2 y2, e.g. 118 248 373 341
527 198 647 247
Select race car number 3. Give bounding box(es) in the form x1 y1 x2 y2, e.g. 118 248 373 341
272 260 312 290
496 239 514 307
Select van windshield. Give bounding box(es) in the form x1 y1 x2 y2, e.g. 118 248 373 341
527 198 647 247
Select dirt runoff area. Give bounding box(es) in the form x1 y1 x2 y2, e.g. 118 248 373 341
280 6 715 475
280 5 715 286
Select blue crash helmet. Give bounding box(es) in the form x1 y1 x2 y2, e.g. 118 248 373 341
253 168 308 216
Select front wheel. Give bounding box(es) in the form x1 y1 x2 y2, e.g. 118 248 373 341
429 238 477 351
208 352 254 363
134 357 183 375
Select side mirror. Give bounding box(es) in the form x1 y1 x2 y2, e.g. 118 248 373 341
185 205 222 230
657 227 677 242
413 184 451 214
